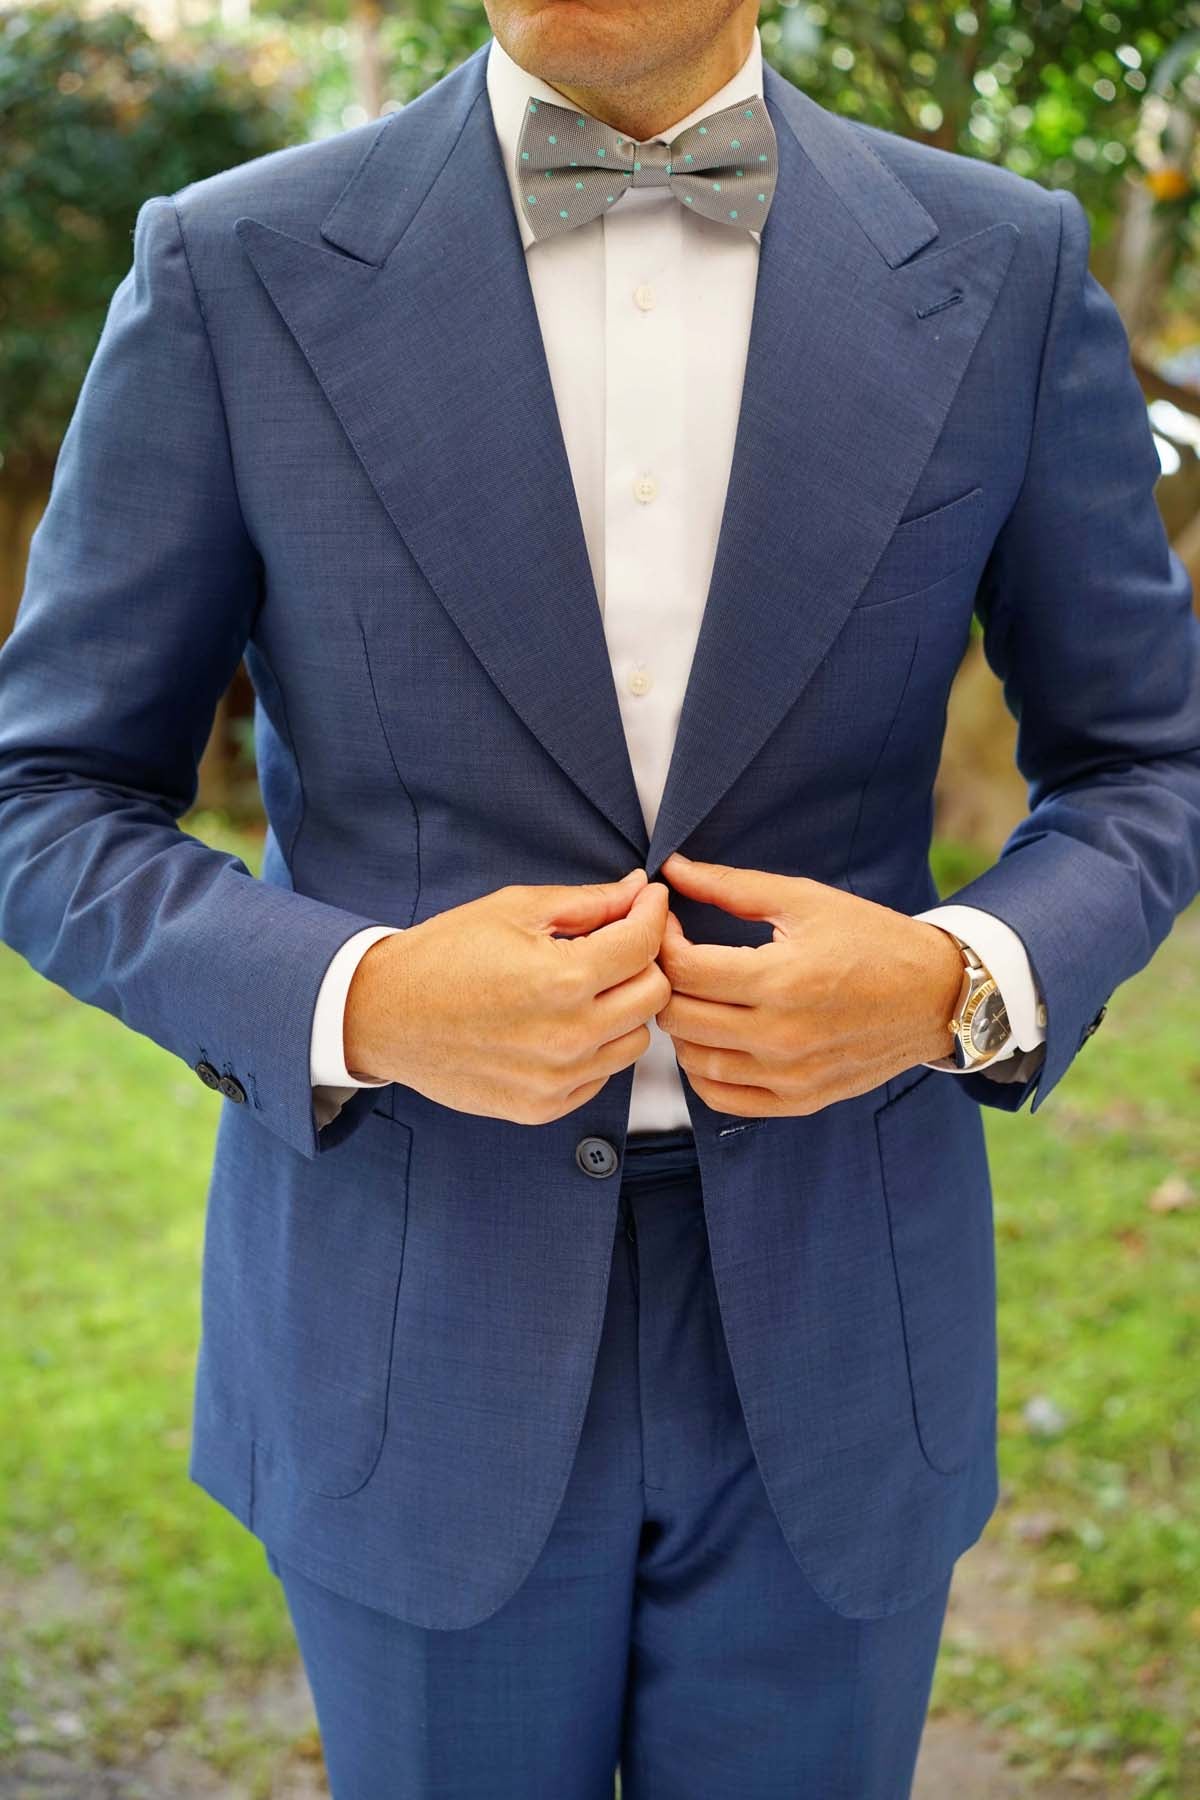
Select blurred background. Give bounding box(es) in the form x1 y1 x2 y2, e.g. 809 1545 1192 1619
1 2 1198 1795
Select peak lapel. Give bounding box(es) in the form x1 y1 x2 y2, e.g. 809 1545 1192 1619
642 63 1020 871
233 41 651 860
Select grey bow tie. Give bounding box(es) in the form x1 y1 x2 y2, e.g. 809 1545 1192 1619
515 92 778 243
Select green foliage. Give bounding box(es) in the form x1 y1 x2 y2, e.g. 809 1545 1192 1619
185 0 488 142
760 1 1200 228
0 3 312 465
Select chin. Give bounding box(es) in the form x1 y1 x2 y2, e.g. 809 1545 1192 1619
501 2 640 75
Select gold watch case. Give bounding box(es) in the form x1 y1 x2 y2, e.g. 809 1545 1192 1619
945 939 1010 1068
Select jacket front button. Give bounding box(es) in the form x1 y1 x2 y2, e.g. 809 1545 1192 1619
575 1136 619 1179
217 1074 247 1104
194 1059 222 1090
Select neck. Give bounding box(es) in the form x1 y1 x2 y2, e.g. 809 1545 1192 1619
522 9 757 142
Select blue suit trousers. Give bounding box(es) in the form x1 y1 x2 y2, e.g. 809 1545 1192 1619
268 1130 952 1798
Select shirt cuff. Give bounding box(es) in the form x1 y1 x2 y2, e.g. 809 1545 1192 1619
913 902 1047 1075
310 924 404 1088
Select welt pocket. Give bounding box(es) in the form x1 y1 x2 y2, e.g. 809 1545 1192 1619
857 485 984 608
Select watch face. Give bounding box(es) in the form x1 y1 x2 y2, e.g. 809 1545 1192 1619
969 987 1011 1055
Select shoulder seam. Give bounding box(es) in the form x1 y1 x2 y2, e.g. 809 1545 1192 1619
1011 187 1069 510
168 194 261 569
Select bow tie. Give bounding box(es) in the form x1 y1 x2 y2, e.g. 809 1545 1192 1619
515 92 778 243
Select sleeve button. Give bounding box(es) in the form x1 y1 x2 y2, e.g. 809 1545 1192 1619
1080 1004 1107 1045
217 1074 247 1104
194 1059 222 1090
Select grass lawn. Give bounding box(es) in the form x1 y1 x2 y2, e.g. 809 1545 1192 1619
1 810 1197 1796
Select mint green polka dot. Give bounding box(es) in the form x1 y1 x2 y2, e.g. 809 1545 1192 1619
529 102 538 112
597 147 606 157
607 195 615 203
735 167 744 176
527 194 537 203
712 181 722 191
548 135 556 145
729 208 738 219
684 195 693 204
744 107 753 117
758 193 765 202
731 139 740 149
633 161 641 171
759 154 768 162
575 180 583 189
521 151 529 160
576 116 585 126
684 152 693 163
559 209 568 218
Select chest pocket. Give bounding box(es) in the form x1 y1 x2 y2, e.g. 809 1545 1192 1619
859 485 984 608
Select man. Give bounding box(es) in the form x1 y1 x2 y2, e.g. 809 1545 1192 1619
1 0 1197 1791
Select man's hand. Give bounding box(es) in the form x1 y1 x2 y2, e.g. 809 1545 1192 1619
343 869 671 1124
654 852 966 1116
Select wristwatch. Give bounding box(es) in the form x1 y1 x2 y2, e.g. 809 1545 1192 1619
939 931 1012 1071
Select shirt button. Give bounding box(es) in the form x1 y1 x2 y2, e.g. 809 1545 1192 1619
1036 1002 1047 1028
626 665 653 696
633 283 656 310
633 474 658 504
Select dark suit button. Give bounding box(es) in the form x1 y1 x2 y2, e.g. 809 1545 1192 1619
218 1074 247 1104
575 1136 619 1179
1081 1004 1108 1045
194 1059 221 1090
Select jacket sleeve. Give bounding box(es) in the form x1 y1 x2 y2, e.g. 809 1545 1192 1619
933 184 1200 1116
0 193 392 1161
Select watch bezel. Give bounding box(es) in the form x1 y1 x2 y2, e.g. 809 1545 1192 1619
962 977 1009 1056
945 936 1011 1069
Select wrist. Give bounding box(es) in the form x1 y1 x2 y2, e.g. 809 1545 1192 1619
913 922 968 1064
343 931 408 1083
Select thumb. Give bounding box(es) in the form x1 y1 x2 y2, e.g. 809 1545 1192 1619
659 908 687 948
536 867 648 936
660 852 793 925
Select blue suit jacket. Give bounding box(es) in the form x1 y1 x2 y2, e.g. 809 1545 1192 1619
2 40 1198 1630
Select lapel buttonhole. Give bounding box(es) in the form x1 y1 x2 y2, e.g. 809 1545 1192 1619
915 287 965 320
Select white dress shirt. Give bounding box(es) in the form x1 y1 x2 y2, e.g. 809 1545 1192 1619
309 26 1047 1130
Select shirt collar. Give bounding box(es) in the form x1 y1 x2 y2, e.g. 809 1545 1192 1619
486 26 765 251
